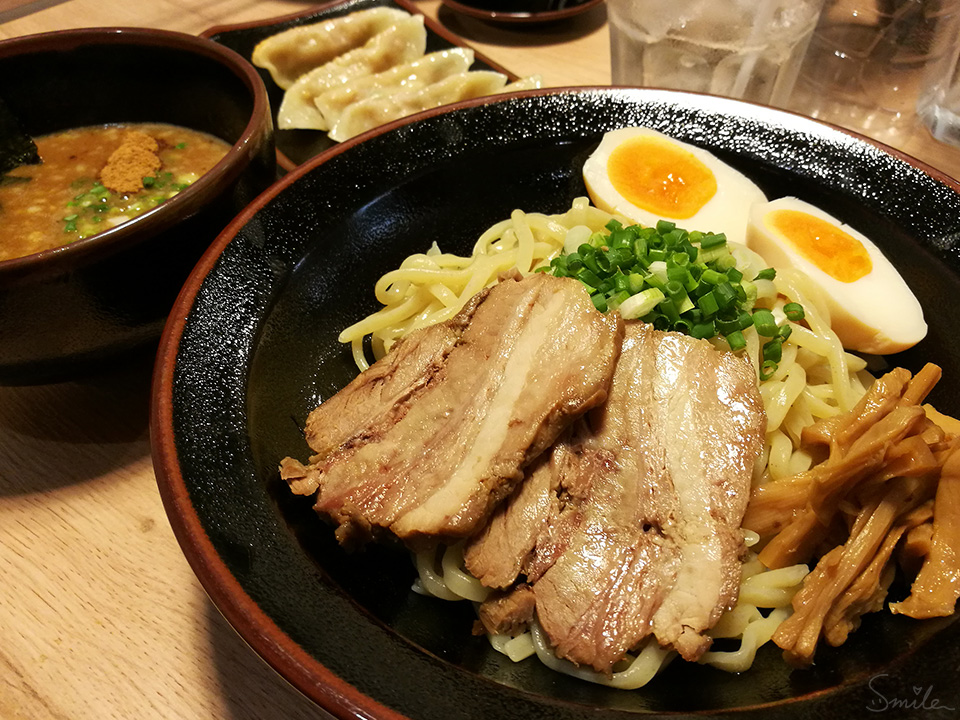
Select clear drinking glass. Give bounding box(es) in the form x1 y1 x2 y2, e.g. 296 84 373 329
786 0 960 145
607 0 826 107
917 32 960 146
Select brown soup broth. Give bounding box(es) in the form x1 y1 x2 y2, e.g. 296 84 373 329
0 123 230 262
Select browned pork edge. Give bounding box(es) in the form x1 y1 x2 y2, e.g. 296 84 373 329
280 273 625 548
468 321 766 672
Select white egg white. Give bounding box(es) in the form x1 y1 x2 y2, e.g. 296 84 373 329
746 197 927 355
582 126 767 245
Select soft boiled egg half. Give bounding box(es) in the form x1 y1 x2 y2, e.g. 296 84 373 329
582 126 767 245
747 197 926 355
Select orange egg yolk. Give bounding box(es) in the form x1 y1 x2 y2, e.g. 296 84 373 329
606 135 717 219
768 209 872 283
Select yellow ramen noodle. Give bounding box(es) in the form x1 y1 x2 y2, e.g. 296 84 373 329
413 543 808 688
338 197 621 369
340 196 874 687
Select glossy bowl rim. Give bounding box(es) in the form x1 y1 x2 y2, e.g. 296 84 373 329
151 85 960 719
0 26 272 278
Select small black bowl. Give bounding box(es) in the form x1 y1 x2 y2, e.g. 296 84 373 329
0 27 276 385
440 0 605 25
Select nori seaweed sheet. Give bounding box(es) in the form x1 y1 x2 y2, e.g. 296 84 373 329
0 95 40 175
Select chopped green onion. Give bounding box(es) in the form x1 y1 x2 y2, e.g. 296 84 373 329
697 245 729 264
755 268 777 281
644 272 666 292
701 268 725 285
736 309 755 331
620 287 665 319
665 279 686 305
716 314 742 336
715 253 737 271
690 320 716 339
609 246 634 268
759 359 779 381
699 232 727 249
545 218 807 371
763 338 783 363
752 309 779 337
666 264 689 285
726 331 746 351
784 302 805 321
714 282 737 309
582 252 603 276
697 291 719 317
658 297 681 324
576 267 602 290
607 290 631 310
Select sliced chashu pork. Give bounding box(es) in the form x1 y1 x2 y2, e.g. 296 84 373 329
280 273 624 547
301 289 486 463
468 321 766 671
464 423 589 589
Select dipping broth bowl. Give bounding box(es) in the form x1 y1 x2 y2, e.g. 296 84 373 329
0 27 276 385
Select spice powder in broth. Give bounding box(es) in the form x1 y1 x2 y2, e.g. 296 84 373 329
0 122 230 262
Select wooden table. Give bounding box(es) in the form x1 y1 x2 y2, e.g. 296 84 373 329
2 2 959 719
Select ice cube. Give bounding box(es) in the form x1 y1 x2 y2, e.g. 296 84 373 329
710 51 778 101
642 40 712 92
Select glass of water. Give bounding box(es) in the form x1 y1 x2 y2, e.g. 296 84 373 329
786 0 960 146
607 0 826 107
918 31 960 146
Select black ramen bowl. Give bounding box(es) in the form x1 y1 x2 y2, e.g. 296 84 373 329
0 27 275 385
152 87 960 719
